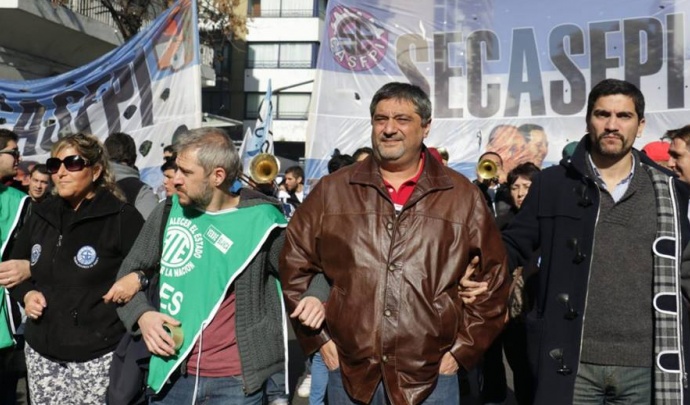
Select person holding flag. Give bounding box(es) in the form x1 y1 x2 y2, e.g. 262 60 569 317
112 127 290 404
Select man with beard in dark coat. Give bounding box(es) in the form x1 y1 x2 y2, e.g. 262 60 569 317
502 79 690 404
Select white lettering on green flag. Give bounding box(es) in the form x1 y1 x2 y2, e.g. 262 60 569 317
148 195 287 392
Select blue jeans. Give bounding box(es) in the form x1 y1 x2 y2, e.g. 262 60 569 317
573 363 652 405
327 368 459 405
265 370 288 402
150 374 263 405
309 352 328 405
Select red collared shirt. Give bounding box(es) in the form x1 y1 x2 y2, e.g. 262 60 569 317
383 153 425 210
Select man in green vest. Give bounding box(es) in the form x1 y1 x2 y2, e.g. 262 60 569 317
0 129 30 404
113 127 291 404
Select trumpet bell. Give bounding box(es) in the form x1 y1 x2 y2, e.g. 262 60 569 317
250 153 280 184
477 158 498 180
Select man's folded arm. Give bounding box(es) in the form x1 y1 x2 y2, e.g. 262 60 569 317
451 191 510 370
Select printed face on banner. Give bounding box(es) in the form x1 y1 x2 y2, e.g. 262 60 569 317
587 95 645 161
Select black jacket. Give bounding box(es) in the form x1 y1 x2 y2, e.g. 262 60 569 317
10 189 144 362
502 136 690 403
473 180 512 218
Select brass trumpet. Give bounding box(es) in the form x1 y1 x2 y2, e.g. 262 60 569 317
249 153 280 184
477 158 499 181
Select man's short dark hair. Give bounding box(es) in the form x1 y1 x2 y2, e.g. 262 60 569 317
0 129 18 151
507 162 541 187
285 165 304 182
328 154 355 174
518 124 545 140
370 82 432 126
586 79 645 122
161 159 177 172
667 125 690 147
353 147 374 161
104 132 137 166
30 163 49 177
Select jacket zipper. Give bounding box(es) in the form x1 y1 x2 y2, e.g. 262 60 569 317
668 177 687 390
52 234 62 264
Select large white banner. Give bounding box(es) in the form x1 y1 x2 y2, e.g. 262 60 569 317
306 0 690 185
0 0 201 193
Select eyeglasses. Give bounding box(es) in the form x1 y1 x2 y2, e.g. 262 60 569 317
46 155 92 174
0 148 20 160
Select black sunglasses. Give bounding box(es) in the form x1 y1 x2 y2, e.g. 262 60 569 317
46 155 92 174
0 148 20 160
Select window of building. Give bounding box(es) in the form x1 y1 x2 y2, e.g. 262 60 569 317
249 0 317 17
247 43 317 69
245 93 311 120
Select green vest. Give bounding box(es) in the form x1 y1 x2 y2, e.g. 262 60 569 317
0 186 28 349
148 196 287 392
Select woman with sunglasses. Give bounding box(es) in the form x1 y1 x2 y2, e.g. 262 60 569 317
9 133 144 404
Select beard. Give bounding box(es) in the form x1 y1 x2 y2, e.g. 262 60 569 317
591 132 632 159
178 179 214 209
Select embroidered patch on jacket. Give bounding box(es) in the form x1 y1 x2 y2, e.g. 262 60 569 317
74 245 99 269
30 244 41 266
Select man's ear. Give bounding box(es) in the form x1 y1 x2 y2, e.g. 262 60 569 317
423 119 432 138
211 167 227 187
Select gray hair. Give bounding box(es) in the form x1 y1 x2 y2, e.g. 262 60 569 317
174 127 241 189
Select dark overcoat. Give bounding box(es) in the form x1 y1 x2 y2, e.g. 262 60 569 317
503 135 690 403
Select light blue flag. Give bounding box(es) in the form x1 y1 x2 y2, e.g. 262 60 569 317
239 79 274 179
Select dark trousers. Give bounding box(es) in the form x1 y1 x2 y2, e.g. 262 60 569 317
573 363 651 404
480 320 535 405
0 336 28 405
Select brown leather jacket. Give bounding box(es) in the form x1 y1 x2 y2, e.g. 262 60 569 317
280 151 509 405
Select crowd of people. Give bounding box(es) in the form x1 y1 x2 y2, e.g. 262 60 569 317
0 77 689 405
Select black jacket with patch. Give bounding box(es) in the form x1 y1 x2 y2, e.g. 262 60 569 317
10 189 144 362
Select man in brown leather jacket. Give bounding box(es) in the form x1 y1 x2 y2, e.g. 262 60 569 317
280 82 509 405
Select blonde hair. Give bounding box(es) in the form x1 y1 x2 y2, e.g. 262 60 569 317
51 133 125 202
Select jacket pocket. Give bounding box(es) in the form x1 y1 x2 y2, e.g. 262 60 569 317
433 293 459 353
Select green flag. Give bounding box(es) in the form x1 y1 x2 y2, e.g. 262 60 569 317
0 186 28 349
148 196 287 392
